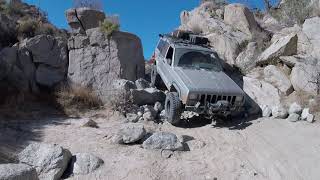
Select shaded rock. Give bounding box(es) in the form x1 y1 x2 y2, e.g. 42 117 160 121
264 65 293 95
287 113 300 122
135 78 150 89
186 140 206 151
18 143 72 180
112 79 136 92
24 35 68 68
257 33 298 65
243 77 281 109
81 119 98 128
131 88 166 106
142 132 184 151
272 105 288 119
35 65 65 87
290 63 320 95
235 42 259 73
117 123 146 144
65 7 106 32
70 153 103 175
0 14 17 49
261 105 272 117
0 163 38 180
289 102 303 115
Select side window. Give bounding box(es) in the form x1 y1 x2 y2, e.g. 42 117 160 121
166 46 174 65
157 39 169 57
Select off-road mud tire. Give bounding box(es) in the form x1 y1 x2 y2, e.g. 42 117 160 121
165 92 182 125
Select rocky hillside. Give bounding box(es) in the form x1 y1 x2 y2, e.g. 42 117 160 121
0 0 145 106
179 1 320 118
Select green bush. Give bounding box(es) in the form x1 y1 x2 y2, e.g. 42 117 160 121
17 18 38 38
99 19 120 36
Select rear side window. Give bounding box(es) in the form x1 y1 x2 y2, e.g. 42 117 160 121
157 39 170 57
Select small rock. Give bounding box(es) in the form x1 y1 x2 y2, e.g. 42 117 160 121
261 105 272 117
154 102 163 112
126 113 139 123
143 105 157 121
186 140 206 151
289 102 303 115
118 123 146 144
135 78 150 89
142 132 184 151
272 105 288 119
18 143 72 180
0 164 38 180
306 114 315 123
301 108 310 120
81 119 98 128
287 113 300 122
71 153 104 175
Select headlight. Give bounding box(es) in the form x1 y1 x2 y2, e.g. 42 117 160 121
235 96 243 102
189 94 199 100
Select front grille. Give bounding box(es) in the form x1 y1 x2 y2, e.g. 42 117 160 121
199 94 237 106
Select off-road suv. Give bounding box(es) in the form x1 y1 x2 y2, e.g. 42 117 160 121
151 30 246 125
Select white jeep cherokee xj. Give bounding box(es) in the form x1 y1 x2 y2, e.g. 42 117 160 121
151 31 245 125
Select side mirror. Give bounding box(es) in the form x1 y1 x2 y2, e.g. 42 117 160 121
166 58 172 65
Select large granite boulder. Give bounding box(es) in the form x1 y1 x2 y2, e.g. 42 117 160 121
0 164 38 180
18 143 72 180
180 3 250 65
264 65 293 95
302 17 320 59
224 3 266 38
243 76 281 109
235 42 259 73
290 63 320 95
21 35 68 88
68 28 145 103
65 7 106 33
257 33 298 65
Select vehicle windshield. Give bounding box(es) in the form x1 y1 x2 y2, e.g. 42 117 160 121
176 49 222 71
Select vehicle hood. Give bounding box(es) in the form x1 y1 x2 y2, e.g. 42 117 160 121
174 67 244 95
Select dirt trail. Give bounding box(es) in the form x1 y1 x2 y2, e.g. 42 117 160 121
1 111 320 180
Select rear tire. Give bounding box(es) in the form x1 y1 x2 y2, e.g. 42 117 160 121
165 92 182 125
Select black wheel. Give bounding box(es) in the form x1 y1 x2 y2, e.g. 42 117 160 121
165 92 182 125
150 65 161 87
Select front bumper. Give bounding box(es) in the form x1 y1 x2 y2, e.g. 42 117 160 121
185 100 243 116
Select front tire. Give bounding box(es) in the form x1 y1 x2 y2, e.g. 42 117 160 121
151 65 162 88
165 92 182 125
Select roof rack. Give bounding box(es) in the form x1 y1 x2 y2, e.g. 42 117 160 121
160 30 211 48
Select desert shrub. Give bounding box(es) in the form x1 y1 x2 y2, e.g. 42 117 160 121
73 0 103 11
105 89 132 114
17 18 38 38
55 84 102 114
36 23 56 36
99 19 120 36
2 0 24 16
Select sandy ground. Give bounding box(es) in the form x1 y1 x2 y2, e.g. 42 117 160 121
1 109 320 180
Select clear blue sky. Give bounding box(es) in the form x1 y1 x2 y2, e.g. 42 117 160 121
23 0 265 59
